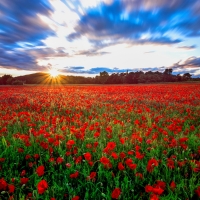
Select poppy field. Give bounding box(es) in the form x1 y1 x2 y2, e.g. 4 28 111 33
0 83 200 200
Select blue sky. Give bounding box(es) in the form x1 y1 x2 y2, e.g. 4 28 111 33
0 0 200 77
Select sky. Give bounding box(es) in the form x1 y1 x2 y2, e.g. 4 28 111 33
0 0 200 77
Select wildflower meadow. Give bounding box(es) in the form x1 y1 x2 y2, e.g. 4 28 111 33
0 83 200 200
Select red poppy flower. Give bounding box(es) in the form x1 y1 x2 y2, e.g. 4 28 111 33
94 132 100 138
87 172 97 181
66 140 75 146
111 188 121 199
8 195 14 200
170 181 176 191
118 162 125 171
25 154 31 160
89 172 96 179
120 138 125 144
49 157 55 163
20 170 26 177
195 186 200 197
65 151 71 156
146 158 159 173
167 159 175 169
86 143 92 149
145 185 153 193
20 177 29 185
36 165 45 176
37 180 48 194
70 171 79 179
18 148 24 153
88 161 94 167
56 157 64 164
74 156 82 164
111 152 118 159
72 196 80 200
100 157 110 165
93 141 98 147
66 163 71 168
135 173 143 179
8 184 15 193
179 137 188 143
0 178 7 191
152 187 164 195
106 142 116 150
125 158 133 165
150 194 159 200
119 152 126 159
84 152 92 161
135 151 144 160
0 158 5 162
156 180 166 190
34 154 40 160
27 193 32 198
128 163 137 170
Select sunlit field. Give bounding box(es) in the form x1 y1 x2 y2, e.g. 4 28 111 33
0 84 200 200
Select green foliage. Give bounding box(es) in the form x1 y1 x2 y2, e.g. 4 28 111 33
0 69 199 85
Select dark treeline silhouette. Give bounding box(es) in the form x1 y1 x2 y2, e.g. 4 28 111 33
0 69 199 85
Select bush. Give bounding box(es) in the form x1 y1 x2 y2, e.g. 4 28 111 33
12 80 24 85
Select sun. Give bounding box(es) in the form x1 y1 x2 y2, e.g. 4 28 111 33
49 69 59 78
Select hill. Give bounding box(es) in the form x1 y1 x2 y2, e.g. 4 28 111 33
15 72 94 84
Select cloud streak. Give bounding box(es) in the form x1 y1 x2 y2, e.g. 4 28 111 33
0 48 45 71
0 0 54 46
68 0 200 44
171 57 200 69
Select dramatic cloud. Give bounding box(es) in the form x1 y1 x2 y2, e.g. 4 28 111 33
171 57 200 69
0 0 54 46
170 57 200 77
68 0 200 44
0 48 45 71
28 47 70 58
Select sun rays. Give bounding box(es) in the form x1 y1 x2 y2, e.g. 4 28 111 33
49 69 59 78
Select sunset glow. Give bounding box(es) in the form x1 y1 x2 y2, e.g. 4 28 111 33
49 69 59 78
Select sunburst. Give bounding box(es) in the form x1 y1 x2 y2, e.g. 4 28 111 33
49 69 59 78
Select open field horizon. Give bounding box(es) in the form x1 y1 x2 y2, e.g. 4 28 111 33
1 81 200 87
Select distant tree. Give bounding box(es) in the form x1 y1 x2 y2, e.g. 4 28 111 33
138 74 146 83
126 72 135 84
119 72 127 84
176 74 182 81
6 77 14 85
0 74 13 85
183 73 192 79
99 71 109 84
106 73 123 84
163 68 174 82
164 68 173 75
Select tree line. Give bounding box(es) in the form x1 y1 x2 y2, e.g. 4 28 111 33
0 69 199 85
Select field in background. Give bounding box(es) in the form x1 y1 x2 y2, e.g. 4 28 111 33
0 84 200 200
